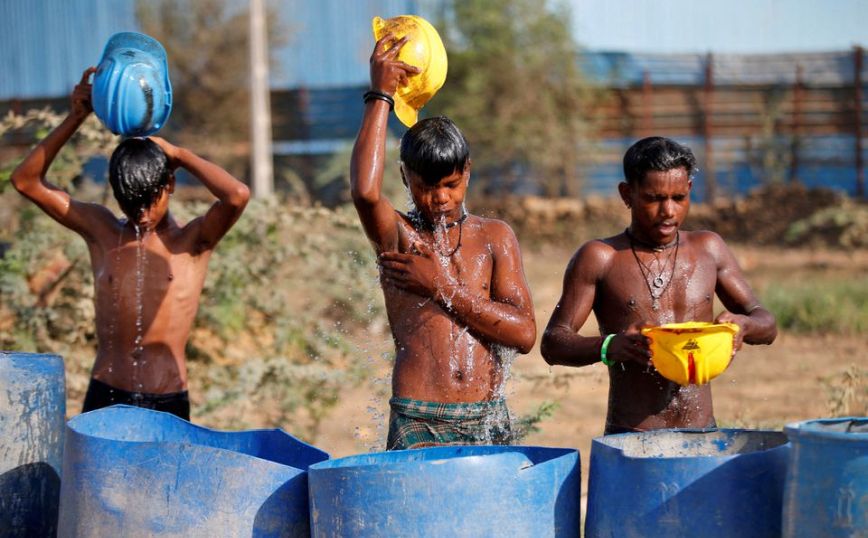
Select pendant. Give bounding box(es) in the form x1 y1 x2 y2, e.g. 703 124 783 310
653 276 665 288
652 298 660 311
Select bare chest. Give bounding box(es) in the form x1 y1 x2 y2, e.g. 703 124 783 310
92 236 208 309
599 248 718 327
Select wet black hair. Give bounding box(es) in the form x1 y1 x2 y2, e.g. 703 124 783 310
399 116 470 186
108 138 171 219
623 136 697 185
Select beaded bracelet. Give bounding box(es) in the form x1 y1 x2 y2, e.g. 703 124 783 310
600 334 616 366
363 90 395 111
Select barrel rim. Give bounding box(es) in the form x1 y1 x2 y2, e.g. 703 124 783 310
67 404 330 468
591 427 790 460
784 416 868 441
309 444 579 472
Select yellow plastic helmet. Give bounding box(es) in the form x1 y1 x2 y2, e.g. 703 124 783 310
641 322 740 386
372 15 448 127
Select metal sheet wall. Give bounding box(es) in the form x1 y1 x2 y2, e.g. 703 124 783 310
0 0 437 99
273 0 435 89
0 0 138 99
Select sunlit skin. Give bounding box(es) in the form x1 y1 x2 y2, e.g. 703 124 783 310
352 35 536 403
11 68 250 394
541 166 777 432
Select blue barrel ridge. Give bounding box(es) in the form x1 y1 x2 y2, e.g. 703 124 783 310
782 417 867 537
57 405 329 537
585 428 790 537
308 444 581 537
0 351 66 537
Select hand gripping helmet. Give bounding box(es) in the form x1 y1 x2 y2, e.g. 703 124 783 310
372 15 447 128
92 32 173 137
642 322 740 386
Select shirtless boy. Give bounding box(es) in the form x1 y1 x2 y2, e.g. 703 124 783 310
541 137 777 434
352 36 536 450
11 68 250 420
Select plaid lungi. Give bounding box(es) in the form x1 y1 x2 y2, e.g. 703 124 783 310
386 397 512 450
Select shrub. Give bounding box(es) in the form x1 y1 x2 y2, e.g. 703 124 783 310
762 279 868 334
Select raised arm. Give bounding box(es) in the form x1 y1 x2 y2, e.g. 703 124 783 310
11 67 116 240
150 137 249 250
351 35 420 253
705 232 778 348
541 242 651 367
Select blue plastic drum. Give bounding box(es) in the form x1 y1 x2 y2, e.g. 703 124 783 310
782 417 867 537
0 351 66 537
308 445 580 537
585 429 790 537
57 405 328 537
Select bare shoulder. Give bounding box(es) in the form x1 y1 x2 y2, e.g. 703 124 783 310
164 215 214 257
566 234 619 280
471 214 518 242
577 234 620 265
683 229 732 262
70 200 123 244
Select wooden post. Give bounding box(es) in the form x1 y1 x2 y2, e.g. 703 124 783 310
642 70 652 136
250 0 274 198
790 64 803 183
855 46 864 198
703 53 717 202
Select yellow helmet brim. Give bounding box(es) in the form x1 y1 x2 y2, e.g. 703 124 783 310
642 322 740 386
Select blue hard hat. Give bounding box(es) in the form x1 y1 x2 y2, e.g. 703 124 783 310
92 32 172 137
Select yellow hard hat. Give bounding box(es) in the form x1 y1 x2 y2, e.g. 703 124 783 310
372 15 448 127
641 322 740 386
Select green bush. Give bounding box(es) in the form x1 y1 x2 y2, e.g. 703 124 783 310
762 278 868 334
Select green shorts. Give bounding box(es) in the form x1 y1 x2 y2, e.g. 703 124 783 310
386 397 512 450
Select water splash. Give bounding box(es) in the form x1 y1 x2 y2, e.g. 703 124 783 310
132 225 146 399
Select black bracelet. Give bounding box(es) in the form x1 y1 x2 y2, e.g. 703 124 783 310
363 90 395 111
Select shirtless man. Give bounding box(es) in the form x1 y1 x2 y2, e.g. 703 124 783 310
541 137 777 434
11 68 250 420
352 36 536 450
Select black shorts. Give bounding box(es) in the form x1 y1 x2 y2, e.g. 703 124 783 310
82 378 190 421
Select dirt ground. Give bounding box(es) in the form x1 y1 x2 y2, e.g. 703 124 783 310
311 243 867 503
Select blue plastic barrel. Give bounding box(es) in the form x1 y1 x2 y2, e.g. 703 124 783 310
57 405 329 537
0 351 66 537
782 417 867 537
585 429 790 537
308 445 580 537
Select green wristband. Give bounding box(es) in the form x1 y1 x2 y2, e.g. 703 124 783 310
600 334 616 366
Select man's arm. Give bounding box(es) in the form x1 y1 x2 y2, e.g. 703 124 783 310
11 67 117 240
541 241 651 367
438 222 536 353
705 232 778 348
351 35 419 253
150 137 249 250
380 221 536 352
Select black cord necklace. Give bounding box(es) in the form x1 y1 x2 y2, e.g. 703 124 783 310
628 229 679 311
408 209 467 257
625 227 678 252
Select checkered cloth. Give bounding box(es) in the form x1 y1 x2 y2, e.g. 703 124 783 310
386 397 512 450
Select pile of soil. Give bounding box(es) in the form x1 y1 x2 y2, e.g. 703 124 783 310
473 184 863 249
688 183 848 245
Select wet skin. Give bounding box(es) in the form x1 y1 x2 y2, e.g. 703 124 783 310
541 168 777 432
11 68 249 394
352 36 536 403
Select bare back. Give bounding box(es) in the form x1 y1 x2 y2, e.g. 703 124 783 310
89 215 211 393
